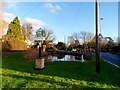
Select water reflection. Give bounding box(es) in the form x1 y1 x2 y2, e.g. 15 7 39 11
46 54 86 62
56 54 65 59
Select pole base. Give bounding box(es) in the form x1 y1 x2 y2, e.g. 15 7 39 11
33 67 45 70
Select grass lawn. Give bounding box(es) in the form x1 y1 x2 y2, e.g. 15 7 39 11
1 52 120 89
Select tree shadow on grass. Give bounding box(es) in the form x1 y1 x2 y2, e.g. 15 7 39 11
2 52 120 88
2 73 84 88
2 72 118 88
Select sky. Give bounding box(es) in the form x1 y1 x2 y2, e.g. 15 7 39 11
1 0 118 43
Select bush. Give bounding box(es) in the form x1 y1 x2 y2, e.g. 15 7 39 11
2 40 27 51
2 36 27 51
8 40 26 50
84 55 95 61
24 48 39 61
112 46 120 53
2 41 11 51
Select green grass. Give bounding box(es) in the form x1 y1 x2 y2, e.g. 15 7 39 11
1 52 120 88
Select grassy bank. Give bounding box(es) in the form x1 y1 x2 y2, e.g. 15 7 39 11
1 52 120 88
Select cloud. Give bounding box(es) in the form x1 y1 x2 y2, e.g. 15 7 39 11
8 2 16 8
44 3 61 13
1 12 46 36
23 17 45 30
6 2 17 8
3 12 16 23
0 12 15 35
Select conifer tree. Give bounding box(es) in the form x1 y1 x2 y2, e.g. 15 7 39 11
7 16 24 40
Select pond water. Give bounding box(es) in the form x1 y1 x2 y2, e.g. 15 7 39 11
47 55 86 62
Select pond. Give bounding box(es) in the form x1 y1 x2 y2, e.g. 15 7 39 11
46 54 86 62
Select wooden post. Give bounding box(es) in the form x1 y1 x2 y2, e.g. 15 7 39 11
34 29 46 70
39 45 41 58
35 42 46 70
96 0 100 73
35 58 44 69
81 55 84 62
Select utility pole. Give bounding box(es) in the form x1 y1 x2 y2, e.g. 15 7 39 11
64 35 66 50
96 0 101 73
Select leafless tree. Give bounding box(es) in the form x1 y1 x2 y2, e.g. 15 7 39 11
68 32 80 43
22 23 33 40
43 27 55 42
80 31 93 43
67 36 74 45
86 32 94 42
80 31 87 43
68 32 80 47
72 32 80 40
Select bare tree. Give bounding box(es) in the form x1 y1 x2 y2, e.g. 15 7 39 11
68 32 80 44
79 31 93 50
67 36 74 45
80 31 87 43
68 32 80 48
72 32 80 40
86 32 94 42
22 23 33 40
80 31 93 43
43 27 55 42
